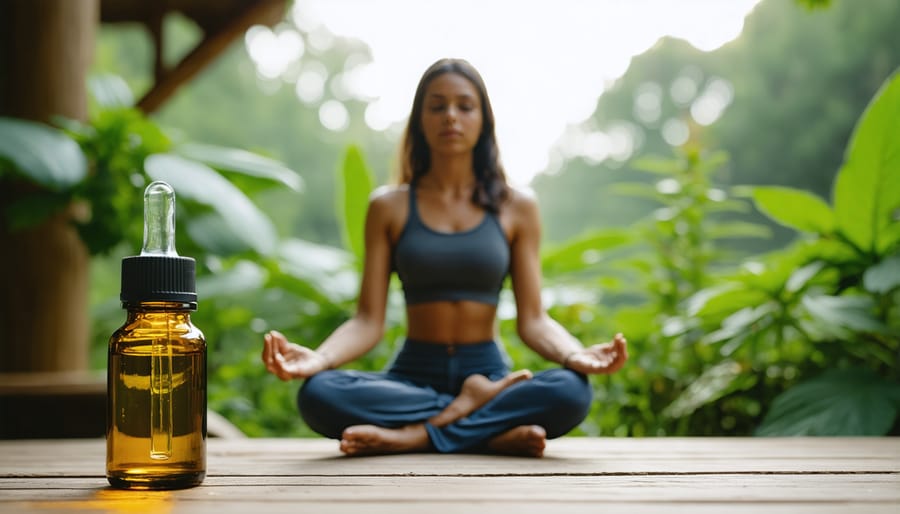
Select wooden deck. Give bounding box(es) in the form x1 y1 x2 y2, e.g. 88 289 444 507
0 437 898 513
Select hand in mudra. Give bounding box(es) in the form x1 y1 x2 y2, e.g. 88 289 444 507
565 333 628 375
262 330 329 380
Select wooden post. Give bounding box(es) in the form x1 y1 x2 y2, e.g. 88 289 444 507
0 0 99 372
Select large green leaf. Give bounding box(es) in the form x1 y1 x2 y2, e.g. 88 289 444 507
756 368 900 436
0 117 87 190
541 229 632 276
145 153 277 255
175 143 303 192
785 261 825 293
186 213 255 256
336 145 375 264
833 70 900 254
88 73 134 108
752 186 834 234
706 221 772 240
801 294 889 333
701 303 777 346
278 238 357 303
196 260 267 298
863 254 900 294
663 360 754 418
880 221 900 253
687 283 770 319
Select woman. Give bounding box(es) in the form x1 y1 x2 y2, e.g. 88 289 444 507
262 58 627 457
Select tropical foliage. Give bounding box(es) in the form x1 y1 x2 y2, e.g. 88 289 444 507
522 70 899 436
3 0 896 438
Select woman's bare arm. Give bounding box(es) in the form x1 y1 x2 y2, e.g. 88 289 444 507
313 189 399 365
262 188 400 379
507 189 627 374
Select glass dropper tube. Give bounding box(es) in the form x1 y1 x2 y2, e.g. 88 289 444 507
142 181 178 258
143 182 177 460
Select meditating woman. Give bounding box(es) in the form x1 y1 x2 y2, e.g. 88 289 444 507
262 57 628 457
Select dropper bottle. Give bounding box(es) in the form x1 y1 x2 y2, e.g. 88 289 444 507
106 181 207 490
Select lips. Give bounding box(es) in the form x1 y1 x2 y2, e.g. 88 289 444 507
439 130 463 137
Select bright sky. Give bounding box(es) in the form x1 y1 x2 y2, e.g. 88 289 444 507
246 0 762 185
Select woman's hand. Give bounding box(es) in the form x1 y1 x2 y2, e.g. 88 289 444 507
564 333 628 375
262 330 330 381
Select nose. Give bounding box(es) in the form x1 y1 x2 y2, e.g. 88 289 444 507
444 106 458 123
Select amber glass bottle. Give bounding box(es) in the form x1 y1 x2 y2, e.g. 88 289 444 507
106 181 206 490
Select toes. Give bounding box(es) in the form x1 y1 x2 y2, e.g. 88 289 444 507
498 369 532 388
509 369 533 382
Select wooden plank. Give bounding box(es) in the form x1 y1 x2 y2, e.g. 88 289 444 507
2 474 899 501
1 438 898 476
4 498 899 514
1 475 898 513
1 437 897 514
3 502 899 514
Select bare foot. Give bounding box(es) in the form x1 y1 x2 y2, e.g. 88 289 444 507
428 370 534 427
340 424 430 456
487 425 546 458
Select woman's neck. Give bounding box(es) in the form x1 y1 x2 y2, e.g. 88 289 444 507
421 154 475 194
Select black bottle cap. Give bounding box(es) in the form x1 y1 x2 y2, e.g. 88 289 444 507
120 255 197 307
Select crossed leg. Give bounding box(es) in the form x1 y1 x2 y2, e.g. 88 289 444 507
339 370 544 457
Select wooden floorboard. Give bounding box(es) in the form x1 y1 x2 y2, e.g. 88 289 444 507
0 437 897 513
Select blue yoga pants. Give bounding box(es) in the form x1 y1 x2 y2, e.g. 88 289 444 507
297 339 593 453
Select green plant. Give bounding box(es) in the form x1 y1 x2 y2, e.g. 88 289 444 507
0 76 369 437
0 78 300 258
681 69 900 435
505 70 899 437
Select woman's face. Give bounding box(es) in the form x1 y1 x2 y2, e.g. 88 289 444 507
419 72 483 157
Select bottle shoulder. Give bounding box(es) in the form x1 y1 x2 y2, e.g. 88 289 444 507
111 309 206 352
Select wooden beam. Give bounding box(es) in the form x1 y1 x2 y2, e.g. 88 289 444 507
136 0 286 114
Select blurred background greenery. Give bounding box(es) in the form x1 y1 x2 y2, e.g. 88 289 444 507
1 0 898 438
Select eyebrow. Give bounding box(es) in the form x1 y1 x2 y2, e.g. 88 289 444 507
426 93 477 100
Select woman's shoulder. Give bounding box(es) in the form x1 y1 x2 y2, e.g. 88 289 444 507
367 184 410 226
369 184 409 208
498 184 540 237
504 184 540 216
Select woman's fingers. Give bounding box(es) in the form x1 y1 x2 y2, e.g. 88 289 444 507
263 331 289 379
261 333 270 364
605 336 627 373
263 333 276 370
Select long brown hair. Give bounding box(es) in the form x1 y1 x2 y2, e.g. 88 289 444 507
398 58 509 213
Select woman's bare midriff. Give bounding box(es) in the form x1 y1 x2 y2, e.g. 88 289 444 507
405 301 498 343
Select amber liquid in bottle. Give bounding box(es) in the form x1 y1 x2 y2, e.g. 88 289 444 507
107 302 206 489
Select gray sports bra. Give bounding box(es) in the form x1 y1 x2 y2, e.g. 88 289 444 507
393 186 510 305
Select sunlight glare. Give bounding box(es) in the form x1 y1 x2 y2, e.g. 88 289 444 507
662 118 690 147
318 99 349 131
634 82 663 125
245 26 303 80
583 131 613 164
288 0 761 183
690 78 734 126
670 67 703 106
295 61 327 104
608 122 641 162
365 100 393 132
